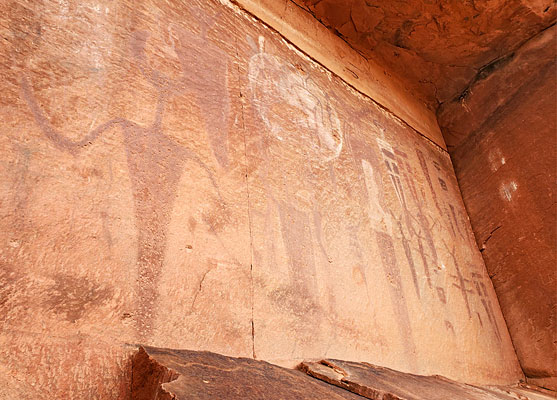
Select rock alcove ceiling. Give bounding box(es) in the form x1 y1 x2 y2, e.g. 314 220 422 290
295 0 556 114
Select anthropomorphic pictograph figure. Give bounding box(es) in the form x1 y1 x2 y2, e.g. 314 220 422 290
376 138 423 300
21 19 230 340
348 132 418 369
416 149 502 341
248 36 343 353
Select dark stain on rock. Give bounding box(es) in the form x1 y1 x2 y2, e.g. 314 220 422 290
269 285 321 318
202 200 231 233
0 263 21 321
5 1 43 72
188 216 197 232
44 274 113 323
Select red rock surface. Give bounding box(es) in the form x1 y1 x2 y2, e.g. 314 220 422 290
132 346 365 399
296 0 556 110
131 347 551 400
301 359 556 400
0 0 525 397
438 26 557 390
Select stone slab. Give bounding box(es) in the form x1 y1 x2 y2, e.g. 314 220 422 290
300 359 555 400
131 346 365 399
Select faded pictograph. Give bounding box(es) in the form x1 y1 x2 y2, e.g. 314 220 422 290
430 160 464 240
381 144 453 308
470 272 502 340
349 133 418 368
249 36 343 162
350 119 504 345
415 148 503 341
247 36 343 351
414 149 457 307
20 18 230 339
421 158 475 316
376 138 424 300
488 147 506 172
500 181 518 202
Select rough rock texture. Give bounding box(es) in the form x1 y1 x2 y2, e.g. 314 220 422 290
130 347 554 400
301 359 556 400
131 346 365 399
230 0 447 149
438 26 557 390
131 347 554 400
0 0 523 397
296 0 556 110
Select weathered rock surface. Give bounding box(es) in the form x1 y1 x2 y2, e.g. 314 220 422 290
132 346 365 399
438 26 557 390
296 0 556 110
131 347 552 400
229 0 447 149
0 0 523 397
300 359 556 400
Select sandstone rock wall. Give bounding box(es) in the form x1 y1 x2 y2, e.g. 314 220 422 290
228 0 446 149
1 0 522 397
297 0 556 111
439 25 557 390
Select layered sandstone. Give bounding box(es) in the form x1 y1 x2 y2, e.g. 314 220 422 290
296 0 555 110
0 0 524 398
438 26 557 390
131 346 550 399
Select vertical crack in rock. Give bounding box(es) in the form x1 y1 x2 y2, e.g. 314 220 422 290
188 267 215 315
235 38 256 359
